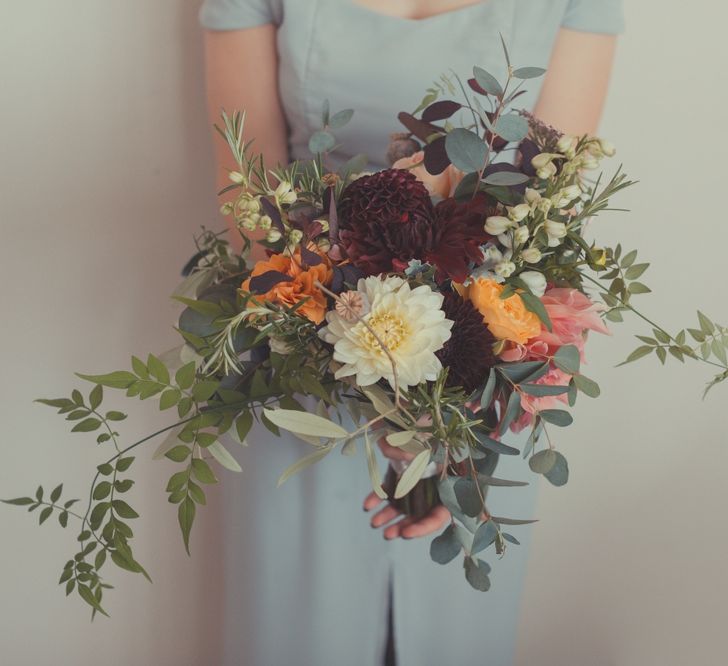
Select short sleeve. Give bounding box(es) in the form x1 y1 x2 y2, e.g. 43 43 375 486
561 0 625 34
199 0 282 31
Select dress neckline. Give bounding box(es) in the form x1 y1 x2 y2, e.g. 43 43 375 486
347 0 491 24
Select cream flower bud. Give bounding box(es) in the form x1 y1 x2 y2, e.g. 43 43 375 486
495 260 516 278
580 155 599 170
545 219 567 247
498 233 513 249
316 218 330 233
587 141 604 158
266 228 282 243
520 270 547 297
220 202 234 216
537 198 553 215
513 226 530 245
508 204 531 222
247 197 261 213
557 135 576 154
537 162 558 180
532 153 556 170
599 139 616 157
274 181 297 205
228 171 245 185
483 246 504 263
521 247 542 264
289 229 303 245
241 218 258 231
560 185 582 203
551 194 570 209
484 215 512 235
525 188 542 205
269 336 292 355
258 215 273 231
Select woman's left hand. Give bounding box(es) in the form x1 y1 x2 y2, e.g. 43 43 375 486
363 491 451 539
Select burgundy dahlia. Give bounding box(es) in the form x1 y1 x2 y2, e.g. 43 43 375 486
437 292 497 394
427 193 497 283
339 169 434 275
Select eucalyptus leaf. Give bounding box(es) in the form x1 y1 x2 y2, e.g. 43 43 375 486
309 130 335 155
263 408 348 439
473 66 503 97
512 66 546 79
464 557 491 592
493 114 529 142
445 128 488 173
430 524 462 565
553 345 580 374
394 449 432 499
472 520 498 554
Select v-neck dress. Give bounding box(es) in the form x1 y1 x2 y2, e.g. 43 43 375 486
199 2 624 665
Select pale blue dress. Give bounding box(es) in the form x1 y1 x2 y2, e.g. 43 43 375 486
199 2 624 665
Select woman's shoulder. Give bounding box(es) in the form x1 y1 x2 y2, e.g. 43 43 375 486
529 0 624 35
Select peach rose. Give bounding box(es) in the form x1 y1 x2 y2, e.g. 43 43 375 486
392 150 464 199
241 249 333 325
459 278 541 345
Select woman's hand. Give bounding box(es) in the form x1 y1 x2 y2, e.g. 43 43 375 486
362 437 451 540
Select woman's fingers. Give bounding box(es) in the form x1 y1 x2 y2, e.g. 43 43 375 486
399 505 451 539
362 491 383 512
370 503 401 529
383 516 415 540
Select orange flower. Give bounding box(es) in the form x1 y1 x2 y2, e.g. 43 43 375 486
458 278 541 344
241 248 333 325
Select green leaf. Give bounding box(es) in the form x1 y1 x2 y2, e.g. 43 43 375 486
89 385 103 411
625 263 649 280
97 463 113 476
76 371 137 389
430 524 462 565
191 459 218 485
473 66 503 97
112 500 139 519
512 66 546 79
454 478 483 517
482 171 530 186
619 345 653 365
178 497 196 555
277 446 332 486
472 520 498 554
39 506 53 524
175 362 196 390
114 479 134 493
105 411 127 421
263 408 348 439
72 418 102 433
394 449 432 499
519 292 552 331
309 130 336 154
493 113 529 142
386 431 416 447
620 249 638 268
131 355 149 378
529 450 557 474
50 483 63 503
328 109 354 129
165 445 191 463
628 282 651 295
187 480 206 505
78 584 109 617
445 128 488 173
553 345 580 374
2 496 34 506
480 370 497 410
464 557 491 592
192 381 219 403
159 388 181 411
498 361 548 384
234 411 254 444
93 482 112 501
539 409 573 427
698 311 715 335
712 339 728 365
573 374 600 398
147 354 170 384
115 456 134 472
364 431 387 500
208 440 242 472
499 390 522 434
543 451 569 486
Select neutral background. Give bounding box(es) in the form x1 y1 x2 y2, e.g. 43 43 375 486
1 1 725 665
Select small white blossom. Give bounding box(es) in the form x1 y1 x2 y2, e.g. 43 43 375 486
240 218 258 231
599 139 616 157
560 184 582 203
537 162 558 180
508 204 531 222
495 260 516 278
580 155 599 170
525 188 542 205
484 215 513 235
557 135 576 155
545 219 568 247
266 228 282 243
289 229 303 245
520 270 547 297
537 198 553 215
258 215 273 231
228 171 245 185
521 246 542 264
513 226 530 245
532 153 559 169
269 336 292 355
274 181 297 205
220 202 234 215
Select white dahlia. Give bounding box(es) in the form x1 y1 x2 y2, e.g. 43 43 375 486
320 276 453 388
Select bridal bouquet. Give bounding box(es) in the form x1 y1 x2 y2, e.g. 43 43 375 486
6 50 727 617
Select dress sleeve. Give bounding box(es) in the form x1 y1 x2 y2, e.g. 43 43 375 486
199 0 282 30
561 0 625 34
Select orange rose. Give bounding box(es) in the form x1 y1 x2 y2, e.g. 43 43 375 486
241 248 333 325
392 150 464 199
459 278 541 344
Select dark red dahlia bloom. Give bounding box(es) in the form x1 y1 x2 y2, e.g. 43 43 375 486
437 292 497 394
427 193 497 283
339 169 434 275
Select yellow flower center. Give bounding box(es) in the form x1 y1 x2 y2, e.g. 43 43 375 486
362 312 409 354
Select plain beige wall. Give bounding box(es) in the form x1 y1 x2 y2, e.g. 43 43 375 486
0 1 725 665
